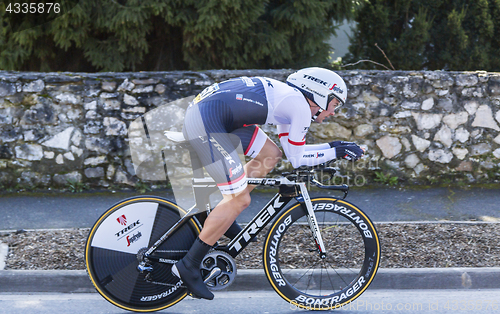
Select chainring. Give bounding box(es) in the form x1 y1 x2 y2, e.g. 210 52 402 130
201 250 237 291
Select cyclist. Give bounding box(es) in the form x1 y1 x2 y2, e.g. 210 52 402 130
172 67 364 300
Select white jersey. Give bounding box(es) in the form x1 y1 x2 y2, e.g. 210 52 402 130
257 77 337 168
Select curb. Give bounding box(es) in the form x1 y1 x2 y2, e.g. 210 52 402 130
1 268 499 293
0 243 7 270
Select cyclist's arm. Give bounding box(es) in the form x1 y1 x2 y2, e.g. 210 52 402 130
273 94 338 168
277 124 337 168
278 125 331 151
304 143 331 151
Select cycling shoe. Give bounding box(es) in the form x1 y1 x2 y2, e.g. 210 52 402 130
172 260 214 300
171 237 214 300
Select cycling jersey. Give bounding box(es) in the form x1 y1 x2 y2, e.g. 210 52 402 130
183 76 338 194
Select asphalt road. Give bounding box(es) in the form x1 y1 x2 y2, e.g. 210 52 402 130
1 290 499 314
0 186 499 230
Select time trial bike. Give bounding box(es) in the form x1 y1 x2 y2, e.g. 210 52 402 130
85 131 381 312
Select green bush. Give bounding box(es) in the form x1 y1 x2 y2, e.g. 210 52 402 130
0 0 359 72
344 0 500 71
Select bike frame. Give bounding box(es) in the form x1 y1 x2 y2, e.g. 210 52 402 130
143 176 327 264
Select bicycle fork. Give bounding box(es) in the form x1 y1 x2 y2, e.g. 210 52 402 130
297 183 327 258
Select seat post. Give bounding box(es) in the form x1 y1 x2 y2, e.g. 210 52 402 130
189 148 205 179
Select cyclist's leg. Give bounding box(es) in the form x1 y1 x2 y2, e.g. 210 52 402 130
221 126 281 239
199 189 251 245
177 107 281 299
195 124 281 237
199 137 281 244
190 126 254 246
172 130 248 300
175 103 249 299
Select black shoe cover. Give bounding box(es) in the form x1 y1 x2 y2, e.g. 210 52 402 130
172 260 214 300
171 237 214 300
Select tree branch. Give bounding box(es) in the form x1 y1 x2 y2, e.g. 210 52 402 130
374 43 395 70
340 59 392 70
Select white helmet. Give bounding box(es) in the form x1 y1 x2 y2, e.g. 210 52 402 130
286 67 347 110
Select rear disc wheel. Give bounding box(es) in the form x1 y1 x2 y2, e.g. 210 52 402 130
85 196 200 312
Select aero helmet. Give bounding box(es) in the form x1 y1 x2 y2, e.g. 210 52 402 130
286 67 347 111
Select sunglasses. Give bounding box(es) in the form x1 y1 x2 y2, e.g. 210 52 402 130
327 94 344 112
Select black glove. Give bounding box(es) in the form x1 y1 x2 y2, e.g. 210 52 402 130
335 144 364 161
328 141 357 148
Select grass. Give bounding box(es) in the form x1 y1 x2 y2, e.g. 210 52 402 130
135 181 152 193
66 179 86 193
373 171 399 186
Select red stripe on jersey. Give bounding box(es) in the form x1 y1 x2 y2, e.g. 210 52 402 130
288 138 305 146
278 133 289 139
245 127 260 155
217 173 246 186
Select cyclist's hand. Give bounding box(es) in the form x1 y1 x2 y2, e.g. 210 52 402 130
335 144 364 161
328 140 357 148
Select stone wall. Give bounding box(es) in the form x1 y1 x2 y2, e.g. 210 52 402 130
311 70 500 186
0 70 499 190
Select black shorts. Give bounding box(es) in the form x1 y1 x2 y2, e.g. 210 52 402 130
183 100 268 195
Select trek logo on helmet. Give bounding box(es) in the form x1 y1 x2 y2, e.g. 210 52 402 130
302 74 329 87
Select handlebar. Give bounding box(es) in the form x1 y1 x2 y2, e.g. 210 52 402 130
311 179 349 192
